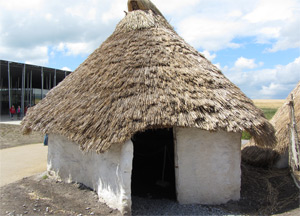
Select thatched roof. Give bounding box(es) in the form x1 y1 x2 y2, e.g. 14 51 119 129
242 82 300 165
272 82 300 154
21 10 276 153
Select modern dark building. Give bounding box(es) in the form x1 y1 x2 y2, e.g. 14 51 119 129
0 59 72 117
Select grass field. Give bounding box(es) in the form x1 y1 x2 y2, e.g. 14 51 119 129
252 99 285 109
0 124 43 149
253 99 284 120
242 99 285 140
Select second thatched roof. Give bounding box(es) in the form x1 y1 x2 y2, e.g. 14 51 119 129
272 82 300 154
242 82 300 166
22 10 276 153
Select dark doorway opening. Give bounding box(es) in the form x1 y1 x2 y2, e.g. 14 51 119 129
131 128 176 200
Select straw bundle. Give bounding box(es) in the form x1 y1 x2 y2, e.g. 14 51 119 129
242 146 280 167
21 10 275 153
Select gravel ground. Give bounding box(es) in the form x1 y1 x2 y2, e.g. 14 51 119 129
1 169 299 216
132 196 231 215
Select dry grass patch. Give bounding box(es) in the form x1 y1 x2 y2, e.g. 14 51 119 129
253 99 285 109
0 124 43 149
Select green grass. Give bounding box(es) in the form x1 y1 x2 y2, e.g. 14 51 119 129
260 108 278 120
242 108 278 140
242 131 252 140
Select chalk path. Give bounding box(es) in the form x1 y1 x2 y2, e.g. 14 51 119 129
0 144 47 187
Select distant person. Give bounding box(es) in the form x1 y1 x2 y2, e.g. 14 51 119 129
9 105 16 120
25 104 31 116
17 106 21 120
44 134 48 146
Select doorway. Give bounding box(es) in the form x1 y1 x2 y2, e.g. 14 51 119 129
131 128 176 199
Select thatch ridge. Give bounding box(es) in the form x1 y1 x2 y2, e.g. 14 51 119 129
21 10 276 153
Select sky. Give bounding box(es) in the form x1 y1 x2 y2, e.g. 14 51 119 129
0 0 299 99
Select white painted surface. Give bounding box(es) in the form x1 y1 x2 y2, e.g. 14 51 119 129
47 134 133 214
174 128 241 204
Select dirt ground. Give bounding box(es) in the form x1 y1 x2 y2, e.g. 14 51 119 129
0 163 299 216
0 123 299 215
0 124 43 149
0 144 47 187
0 173 121 216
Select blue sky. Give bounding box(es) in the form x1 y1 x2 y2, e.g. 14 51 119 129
0 0 299 99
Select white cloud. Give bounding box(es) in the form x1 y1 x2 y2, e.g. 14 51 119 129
259 83 289 98
0 0 299 83
0 45 48 66
0 0 116 65
172 0 300 51
201 50 216 61
101 0 127 23
214 63 222 70
225 57 300 98
61 66 72 71
267 16 300 52
54 42 98 56
177 16 245 51
243 0 295 23
234 57 259 70
152 0 199 16
0 0 44 11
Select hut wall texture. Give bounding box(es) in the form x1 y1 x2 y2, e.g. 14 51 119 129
47 134 133 214
174 128 241 204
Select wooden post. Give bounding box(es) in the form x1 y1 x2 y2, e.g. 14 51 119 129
41 67 44 99
288 94 300 171
8 62 11 113
21 64 25 117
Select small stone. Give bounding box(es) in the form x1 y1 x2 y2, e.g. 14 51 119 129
90 212 95 215
33 208 36 211
22 204 26 208
85 207 91 210
23 211 28 215
46 207 49 212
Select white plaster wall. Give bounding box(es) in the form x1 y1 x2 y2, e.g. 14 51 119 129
174 128 241 204
47 134 133 215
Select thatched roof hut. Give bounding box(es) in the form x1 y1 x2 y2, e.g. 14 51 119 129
21 5 277 213
21 10 275 153
242 82 300 167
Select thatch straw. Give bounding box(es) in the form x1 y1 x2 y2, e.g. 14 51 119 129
239 163 300 215
242 146 280 167
21 10 276 153
127 0 164 18
242 81 300 165
273 82 300 154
